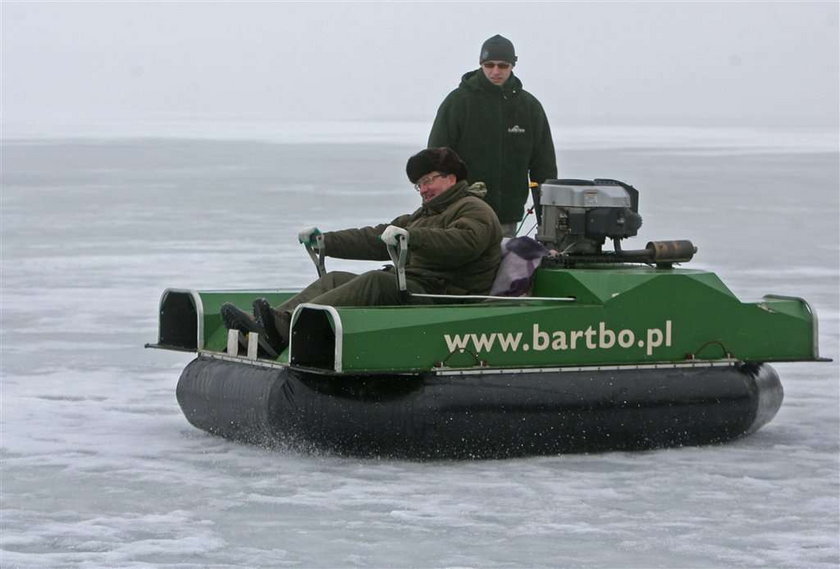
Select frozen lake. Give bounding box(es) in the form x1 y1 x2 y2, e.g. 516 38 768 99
1 124 838 568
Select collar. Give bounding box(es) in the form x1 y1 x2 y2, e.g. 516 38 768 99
475 69 518 94
421 180 469 214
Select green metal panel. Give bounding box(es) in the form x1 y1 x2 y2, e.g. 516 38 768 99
153 289 297 357
298 267 818 373
155 266 820 373
531 266 735 303
198 291 297 353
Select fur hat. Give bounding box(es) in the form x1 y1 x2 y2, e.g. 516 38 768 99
406 147 468 184
480 34 517 64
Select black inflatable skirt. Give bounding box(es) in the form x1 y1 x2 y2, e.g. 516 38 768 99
176 355 782 459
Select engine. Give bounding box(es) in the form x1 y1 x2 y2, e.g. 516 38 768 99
535 178 642 254
534 178 696 266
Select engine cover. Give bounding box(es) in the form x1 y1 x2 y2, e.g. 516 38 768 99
536 179 642 254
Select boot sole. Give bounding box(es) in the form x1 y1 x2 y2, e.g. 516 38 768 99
221 303 278 359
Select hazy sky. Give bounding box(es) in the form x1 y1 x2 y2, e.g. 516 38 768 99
2 1 838 132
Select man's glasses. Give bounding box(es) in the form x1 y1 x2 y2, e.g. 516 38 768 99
482 62 511 70
414 173 446 191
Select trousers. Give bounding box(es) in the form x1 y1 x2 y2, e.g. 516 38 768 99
270 270 431 336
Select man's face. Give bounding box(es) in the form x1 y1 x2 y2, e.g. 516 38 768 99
481 60 513 86
415 171 456 202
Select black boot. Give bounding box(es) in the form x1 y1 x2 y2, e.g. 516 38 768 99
252 298 289 353
220 302 279 358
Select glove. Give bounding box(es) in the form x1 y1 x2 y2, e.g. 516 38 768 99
380 225 409 247
298 226 322 248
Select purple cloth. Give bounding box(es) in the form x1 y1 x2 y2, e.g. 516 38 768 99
489 236 549 296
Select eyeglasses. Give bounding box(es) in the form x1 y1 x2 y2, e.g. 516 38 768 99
414 172 446 191
482 62 511 70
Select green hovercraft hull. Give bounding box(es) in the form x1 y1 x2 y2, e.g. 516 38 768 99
151 265 824 458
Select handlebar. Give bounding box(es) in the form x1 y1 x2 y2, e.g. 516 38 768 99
386 235 409 298
304 233 326 278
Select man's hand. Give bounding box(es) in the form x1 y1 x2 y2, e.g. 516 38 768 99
380 225 409 247
298 226 322 248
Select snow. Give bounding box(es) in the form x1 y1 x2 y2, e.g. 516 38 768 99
1 127 838 568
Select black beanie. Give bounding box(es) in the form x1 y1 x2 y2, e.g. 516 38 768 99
479 34 517 64
406 148 468 184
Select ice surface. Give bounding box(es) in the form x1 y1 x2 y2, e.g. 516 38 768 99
1 128 838 568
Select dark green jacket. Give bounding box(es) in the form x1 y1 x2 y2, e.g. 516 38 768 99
323 181 502 295
428 70 558 223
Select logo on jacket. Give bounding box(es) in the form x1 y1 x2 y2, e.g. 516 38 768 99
507 125 526 134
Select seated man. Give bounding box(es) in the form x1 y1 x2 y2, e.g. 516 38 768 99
221 147 503 357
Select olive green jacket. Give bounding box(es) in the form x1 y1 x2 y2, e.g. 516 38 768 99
323 181 502 295
428 70 557 223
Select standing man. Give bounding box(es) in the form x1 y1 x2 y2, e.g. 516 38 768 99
428 34 558 237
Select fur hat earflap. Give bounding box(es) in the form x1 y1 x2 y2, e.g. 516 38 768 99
406 147 468 183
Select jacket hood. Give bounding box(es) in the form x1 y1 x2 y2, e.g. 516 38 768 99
466 181 488 199
459 69 523 94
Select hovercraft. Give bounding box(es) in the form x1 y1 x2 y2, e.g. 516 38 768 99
147 179 826 458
